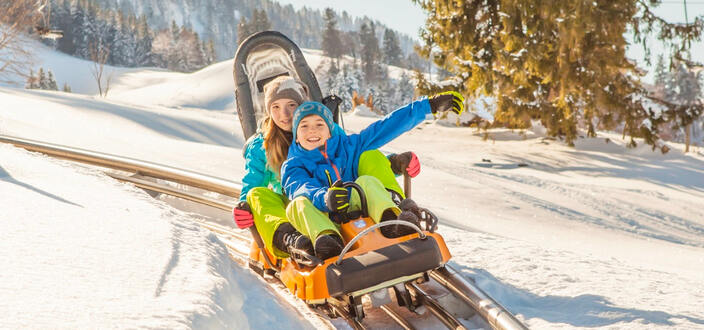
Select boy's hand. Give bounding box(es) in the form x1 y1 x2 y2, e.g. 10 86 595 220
429 91 464 115
325 180 349 213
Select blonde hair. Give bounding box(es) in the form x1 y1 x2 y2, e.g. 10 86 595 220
263 116 292 176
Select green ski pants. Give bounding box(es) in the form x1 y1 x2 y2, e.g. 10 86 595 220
246 150 403 257
286 175 401 244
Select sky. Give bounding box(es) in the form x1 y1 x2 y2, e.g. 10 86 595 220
275 0 704 83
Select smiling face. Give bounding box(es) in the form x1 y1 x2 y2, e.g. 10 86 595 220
296 114 331 150
269 98 299 132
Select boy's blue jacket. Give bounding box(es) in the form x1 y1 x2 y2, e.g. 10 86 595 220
281 99 431 212
239 123 346 202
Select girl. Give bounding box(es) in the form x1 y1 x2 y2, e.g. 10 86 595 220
234 75 423 260
281 92 464 260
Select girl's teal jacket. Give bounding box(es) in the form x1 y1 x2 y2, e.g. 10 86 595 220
239 124 346 202
281 99 431 212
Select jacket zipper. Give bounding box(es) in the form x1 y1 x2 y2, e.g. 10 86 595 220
324 170 333 187
319 141 341 183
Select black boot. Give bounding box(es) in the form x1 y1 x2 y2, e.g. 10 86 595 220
380 209 419 238
272 223 314 256
314 234 344 261
399 198 437 231
399 198 420 214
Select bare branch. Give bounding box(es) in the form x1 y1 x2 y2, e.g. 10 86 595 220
0 0 45 85
90 41 111 97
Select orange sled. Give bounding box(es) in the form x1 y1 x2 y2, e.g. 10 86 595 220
247 182 452 320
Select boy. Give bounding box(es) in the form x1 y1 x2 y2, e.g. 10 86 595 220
281 92 464 260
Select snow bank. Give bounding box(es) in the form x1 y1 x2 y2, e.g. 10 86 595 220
351 104 379 118
0 144 308 329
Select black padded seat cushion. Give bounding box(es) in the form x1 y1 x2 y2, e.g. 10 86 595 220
326 237 443 296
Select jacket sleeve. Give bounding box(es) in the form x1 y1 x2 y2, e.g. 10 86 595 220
281 159 330 212
355 98 431 152
239 135 269 202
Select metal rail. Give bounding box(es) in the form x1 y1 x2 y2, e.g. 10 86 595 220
0 135 528 330
0 135 241 197
107 173 234 211
430 266 528 330
380 305 416 330
408 283 467 330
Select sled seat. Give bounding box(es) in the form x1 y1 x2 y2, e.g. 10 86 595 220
325 236 444 296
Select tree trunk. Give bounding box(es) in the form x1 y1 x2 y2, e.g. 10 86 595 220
685 123 691 153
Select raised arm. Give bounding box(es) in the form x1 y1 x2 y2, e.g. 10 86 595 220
352 99 431 152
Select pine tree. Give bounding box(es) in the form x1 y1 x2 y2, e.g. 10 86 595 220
37 68 48 90
322 8 343 60
413 0 703 148
667 62 703 152
360 22 381 84
395 72 415 105
135 16 153 66
47 70 59 91
62 82 72 93
382 29 402 66
237 17 252 45
253 9 271 32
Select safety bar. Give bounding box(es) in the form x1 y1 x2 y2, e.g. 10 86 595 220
335 220 426 265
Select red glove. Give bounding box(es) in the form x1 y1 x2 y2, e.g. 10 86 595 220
389 152 421 178
233 201 254 229
406 152 420 178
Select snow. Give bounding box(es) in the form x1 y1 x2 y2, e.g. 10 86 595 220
0 144 309 329
2 44 704 329
351 104 378 117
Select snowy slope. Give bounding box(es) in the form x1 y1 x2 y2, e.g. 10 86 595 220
2 46 704 329
0 144 310 329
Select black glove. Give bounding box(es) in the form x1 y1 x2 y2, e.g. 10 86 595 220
325 180 349 213
428 91 465 115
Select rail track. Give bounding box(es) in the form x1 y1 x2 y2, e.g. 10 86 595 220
1 135 528 330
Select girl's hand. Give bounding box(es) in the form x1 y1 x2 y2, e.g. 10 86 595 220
429 91 465 115
233 201 254 229
389 152 421 178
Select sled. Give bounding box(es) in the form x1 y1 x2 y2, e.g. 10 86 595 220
233 31 451 321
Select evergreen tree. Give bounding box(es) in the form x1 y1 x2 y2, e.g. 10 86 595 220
55 0 76 55
237 17 252 45
360 22 381 83
340 31 359 60
37 68 48 90
253 9 271 31
667 62 703 152
382 29 402 66
413 0 703 148
47 70 59 91
395 72 415 105
62 82 72 93
135 16 153 66
322 8 343 60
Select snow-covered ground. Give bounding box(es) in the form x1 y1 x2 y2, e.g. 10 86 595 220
2 44 704 329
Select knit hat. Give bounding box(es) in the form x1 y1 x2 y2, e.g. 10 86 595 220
292 101 335 142
263 76 309 112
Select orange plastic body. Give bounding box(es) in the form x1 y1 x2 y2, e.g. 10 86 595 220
249 217 452 303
